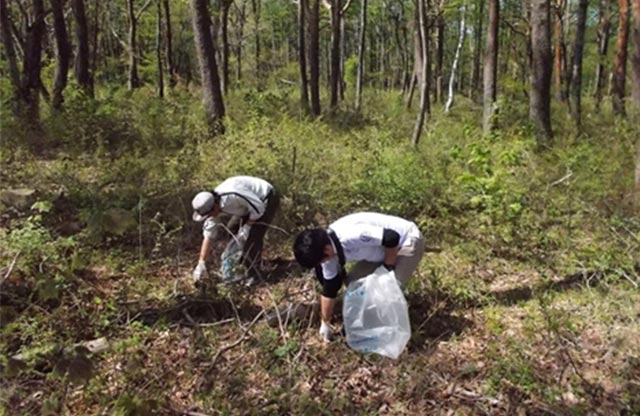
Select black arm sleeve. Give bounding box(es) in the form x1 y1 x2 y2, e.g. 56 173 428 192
315 265 345 298
382 228 400 248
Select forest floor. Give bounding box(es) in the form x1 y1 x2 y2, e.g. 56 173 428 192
3 225 640 415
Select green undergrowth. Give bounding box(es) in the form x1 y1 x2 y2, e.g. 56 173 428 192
1 86 639 414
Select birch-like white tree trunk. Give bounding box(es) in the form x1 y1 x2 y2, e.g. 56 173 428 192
445 4 466 113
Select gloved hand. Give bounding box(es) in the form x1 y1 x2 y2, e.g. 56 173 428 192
193 261 208 282
236 224 251 243
319 321 333 342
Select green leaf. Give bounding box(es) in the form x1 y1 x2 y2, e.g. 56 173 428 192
37 279 60 301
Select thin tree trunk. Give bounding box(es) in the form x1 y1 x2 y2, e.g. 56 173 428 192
298 0 309 112
594 0 612 111
355 0 367 111
471 0 484 97
0 0 20 110
631 0 640 111
482 0 499 133
127 0 139 89
530 0 553 141
328 0 341 109
569 0 588 127
50 0 70 109
553 0 568 101
221 0 231 94
156 0 164 98
190 0 225 134
251 0 260 82
72 0 93 96
412 0 429 147
613 0 630 115
22 0 46 122
234 1 246 81
91 0 99 77
445 4 466 113
339 13 346 100
309 0 321 115
163 0 174 86
435 14 444 103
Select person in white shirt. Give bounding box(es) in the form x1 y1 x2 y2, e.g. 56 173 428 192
293 212 425 342
191 176 279 283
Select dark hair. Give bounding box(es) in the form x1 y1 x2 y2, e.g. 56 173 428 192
293 228 330 269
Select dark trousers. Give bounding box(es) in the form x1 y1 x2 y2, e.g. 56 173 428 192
226 190 280 276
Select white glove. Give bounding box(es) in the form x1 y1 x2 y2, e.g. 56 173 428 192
319 321 333 342
237 224 251 243
193 261 208 282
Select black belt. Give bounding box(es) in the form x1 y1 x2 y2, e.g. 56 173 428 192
262 188 275 202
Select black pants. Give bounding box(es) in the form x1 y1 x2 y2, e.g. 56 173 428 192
226 190 280 276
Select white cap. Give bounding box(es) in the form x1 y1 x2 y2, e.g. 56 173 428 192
192 191 216 222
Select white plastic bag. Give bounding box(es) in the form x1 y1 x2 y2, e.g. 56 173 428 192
343 267 411 359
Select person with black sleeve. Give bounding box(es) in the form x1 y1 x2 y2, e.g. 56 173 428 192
292 212 425 341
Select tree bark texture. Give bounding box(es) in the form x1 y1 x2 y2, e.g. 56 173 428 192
163 0 174 86
309 0 321 115
612 0 630 115
50 0 71 109
251 0 261 82
190 0 226 134
127 0 139 89
72 0 93 96
553 0 568 101
471 0 484 96
482 0 499 133
220 0 231 94
412 0 429 147
328 0 342 109
445 4 466 113
594 0 612 111
22 0 46 121
631 0 640 111
355 0 367 111
298 0 309 112
156 0 164 98
530 0 553 141
0 0 21 111
569 0 588 127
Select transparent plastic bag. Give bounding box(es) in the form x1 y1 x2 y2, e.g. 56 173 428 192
343 267 411 359
219 230 248 282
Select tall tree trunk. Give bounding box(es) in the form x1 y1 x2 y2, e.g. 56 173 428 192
298 0 309 112
127 0 139 90
435 14 445 103
72 0 93 96
234 1 246 81
0 0 20 111
355 0 367 111
309 0 321 115
530 0 553 141
163 0 175 87
220 0 231 94
190 0 225 134
22 0 46 122
553 0 568 101
339 13 346 100
445 4 466 113
631 0 640 111
251 0 260 82
156 0 164 98
613 0 630 115
569 0 588 127
91 0 99 77
594 0 612 112
412 0 429 147
50 0 71 109
482 0 499 133
471 0 484 97
328 0 341 109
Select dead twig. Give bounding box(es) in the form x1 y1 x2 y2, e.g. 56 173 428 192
2 251 20 283
197 309 265 390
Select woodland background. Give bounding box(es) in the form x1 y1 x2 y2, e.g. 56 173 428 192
1 0 640 414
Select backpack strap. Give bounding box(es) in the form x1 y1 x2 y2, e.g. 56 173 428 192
327 228 345 267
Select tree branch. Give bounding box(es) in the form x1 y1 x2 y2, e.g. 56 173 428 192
135 0 154 21
340 0 354 15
